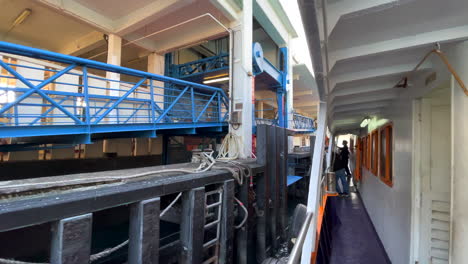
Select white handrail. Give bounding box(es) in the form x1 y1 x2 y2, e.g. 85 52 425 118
301 101 328 264
288 211 314 264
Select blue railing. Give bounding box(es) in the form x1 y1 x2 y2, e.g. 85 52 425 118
0 41 229 139
172 54 229 79
292 112 315 132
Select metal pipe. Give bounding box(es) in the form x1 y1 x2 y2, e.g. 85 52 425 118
396 48 468 96
228 27 234 122
321 0 331 95
288 211 314 264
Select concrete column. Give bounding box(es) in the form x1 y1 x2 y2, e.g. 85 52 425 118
448 40 468 263
103 34 122 153
144 52 165 156
230 0 253 158
147 53 165 109
257 101 264 119
106 34 122 96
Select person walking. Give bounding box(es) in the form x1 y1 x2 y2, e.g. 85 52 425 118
339 140 351 176
333 148 350 197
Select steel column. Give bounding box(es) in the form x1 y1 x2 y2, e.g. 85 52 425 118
180 187 206 264
255 124 270 261
220 180 235 264
50 214 92 264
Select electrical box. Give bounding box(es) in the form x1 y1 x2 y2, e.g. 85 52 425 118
231 110 242 124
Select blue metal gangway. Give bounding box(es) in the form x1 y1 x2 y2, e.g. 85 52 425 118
0 41 229 145
292 112 316 133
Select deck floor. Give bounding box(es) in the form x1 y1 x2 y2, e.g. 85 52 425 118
329 192 390 264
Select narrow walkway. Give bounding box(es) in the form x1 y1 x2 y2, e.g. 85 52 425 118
328 192 390 264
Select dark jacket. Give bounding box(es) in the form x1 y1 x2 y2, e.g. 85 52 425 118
340 146 350 161
333 151 347 172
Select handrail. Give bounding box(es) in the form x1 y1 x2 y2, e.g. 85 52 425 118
396 48 468 96
0 41 229 99
288 211 314 264
0 41 229 139
173 53 229 79
292 112 315 131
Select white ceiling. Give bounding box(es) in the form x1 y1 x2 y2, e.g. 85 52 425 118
320 0 468 132
0 0 97 52
125 0 230 53
75 0 156 20
35 0 230 55
293 63 319 117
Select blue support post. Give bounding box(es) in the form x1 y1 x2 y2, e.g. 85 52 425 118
279 47 289 128
217 93 222 123
277 89 285 128
14 105 18 126
191 87 196 122
82 66 91 143
149 79 157 134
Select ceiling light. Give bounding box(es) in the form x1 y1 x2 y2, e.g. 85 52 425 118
203 77 229 84
360 118 370 128
12 9 32 28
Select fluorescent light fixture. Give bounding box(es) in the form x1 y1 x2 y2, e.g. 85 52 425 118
360 118 370 128
12 9 32 28
203 77 229 84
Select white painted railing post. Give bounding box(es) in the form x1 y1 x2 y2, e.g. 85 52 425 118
301 102 327 264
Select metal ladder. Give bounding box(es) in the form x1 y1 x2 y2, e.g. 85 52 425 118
203 189 223 264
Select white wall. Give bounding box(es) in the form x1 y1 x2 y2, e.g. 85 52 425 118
448 40 468 264
357 51 454 263
359 100 413 264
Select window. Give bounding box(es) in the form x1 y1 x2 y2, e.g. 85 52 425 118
371 130 379 175
367 134 371 169
362 136 367 170
355 138 362 181
379 124 393 186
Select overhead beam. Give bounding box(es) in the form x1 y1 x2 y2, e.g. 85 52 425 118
294 101 319 108
210 0 241 21
329 62 432 92
332 81 397 98
318 0 398 39
115 0 194 35
59 31 106 56
328 25 468 71
333 100 392 113
37 0 114 32
331 90 399 109
333 109 383 120
268 0 298 38
254 0 290 46
293 90 314 97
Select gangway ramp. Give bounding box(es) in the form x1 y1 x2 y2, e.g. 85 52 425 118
0 41 229 149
